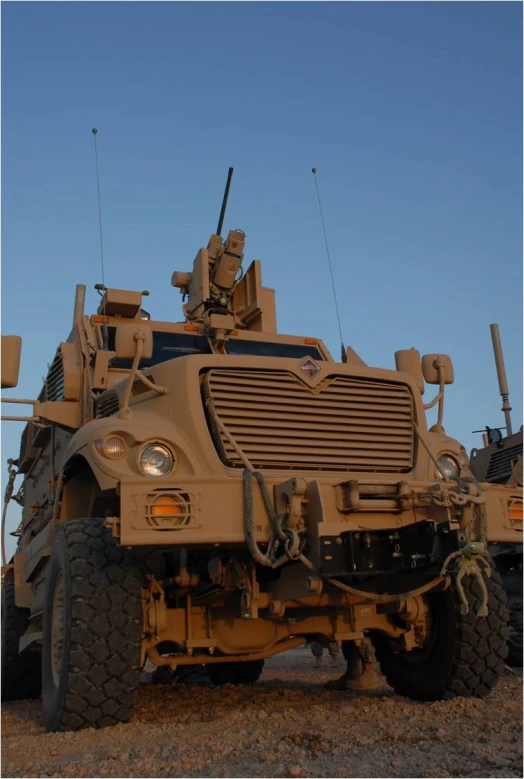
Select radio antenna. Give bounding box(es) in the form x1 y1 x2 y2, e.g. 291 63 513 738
217 167 234 236
490 323 513 436
92 128 108 349
311 168 346 363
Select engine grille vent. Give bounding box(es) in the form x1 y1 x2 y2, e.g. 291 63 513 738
38 349 65 403
95 390 120 419
486 443 523 483
203 369 415 473
19 423 29 464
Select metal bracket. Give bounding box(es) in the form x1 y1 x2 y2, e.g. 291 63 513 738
335 480 411 513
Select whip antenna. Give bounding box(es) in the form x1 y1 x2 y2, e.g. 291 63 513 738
217 167 234 236
92 128 108 348
311 168 347 363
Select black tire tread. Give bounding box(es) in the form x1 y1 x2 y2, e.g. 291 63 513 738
44 519 142 731
503 569 523 667
373 568 509 701
1 569 41 701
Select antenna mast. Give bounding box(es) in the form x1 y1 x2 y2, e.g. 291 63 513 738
490 323 513 436
217 167 234 236
311 168 346 363
92 128 108 348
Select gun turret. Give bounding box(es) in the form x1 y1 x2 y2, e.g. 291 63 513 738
171 229 246 325
171 170 277 339
172 167 246 326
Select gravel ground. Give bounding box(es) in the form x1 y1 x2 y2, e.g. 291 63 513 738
1 648 522 778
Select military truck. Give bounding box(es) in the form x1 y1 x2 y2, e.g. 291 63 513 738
1 171 511 732
470 324 523 666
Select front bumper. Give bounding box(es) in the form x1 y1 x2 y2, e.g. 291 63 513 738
319 520 467 579
115 473 482 549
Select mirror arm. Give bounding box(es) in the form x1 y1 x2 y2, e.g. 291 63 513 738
1 415 47 426
422 391 442 411
134 370 168 396
426 366 446 435
118 336 168 420
1 398 48 426
1 398 38 405
119 339 144 419
436 365 445 429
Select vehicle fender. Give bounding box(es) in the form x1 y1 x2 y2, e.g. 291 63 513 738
60 416 203 489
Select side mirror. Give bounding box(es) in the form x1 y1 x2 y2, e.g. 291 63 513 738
422 354 454 385
114 325 153 361
395 349 424 394
1 335 22 389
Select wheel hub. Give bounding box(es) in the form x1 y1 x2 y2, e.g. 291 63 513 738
399 594 432 647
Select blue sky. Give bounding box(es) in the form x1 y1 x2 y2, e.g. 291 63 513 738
2 2 522 548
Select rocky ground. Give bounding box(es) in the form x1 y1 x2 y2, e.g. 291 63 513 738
1 648 522 778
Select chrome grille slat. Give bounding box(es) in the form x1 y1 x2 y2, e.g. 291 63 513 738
210 376 411 394
228 420 412 433
216 407 411 423
221 441 412 454
204 369 415 472
225 428 413 443
212 397 412 411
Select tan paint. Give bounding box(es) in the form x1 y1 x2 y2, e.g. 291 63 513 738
1 336 22 389
1 229 512 662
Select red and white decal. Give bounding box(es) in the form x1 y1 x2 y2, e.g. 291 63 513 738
300 358 321 378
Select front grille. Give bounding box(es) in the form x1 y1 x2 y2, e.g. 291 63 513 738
486 444 523 483
203 369 415 472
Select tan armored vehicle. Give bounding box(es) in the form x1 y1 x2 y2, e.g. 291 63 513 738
470 324 522 665
1 171 511 731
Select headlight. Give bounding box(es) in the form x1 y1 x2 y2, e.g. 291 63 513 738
138 443 174 477
435 454 459 480
97 435 127 459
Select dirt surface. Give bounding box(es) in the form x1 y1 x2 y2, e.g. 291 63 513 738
2 647 522 778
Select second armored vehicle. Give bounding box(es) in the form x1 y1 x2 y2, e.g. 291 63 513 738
470 324 523 666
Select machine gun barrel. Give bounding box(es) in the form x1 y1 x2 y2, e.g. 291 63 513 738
216 167 234 237
490 323 513 435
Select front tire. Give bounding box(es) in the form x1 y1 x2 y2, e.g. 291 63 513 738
372 569 509 701
1 569 41 701
207 659 264 685
503 570 523 667
42 519 142 731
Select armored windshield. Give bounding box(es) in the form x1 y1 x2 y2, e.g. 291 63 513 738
226 339 323 360
107 328 323 368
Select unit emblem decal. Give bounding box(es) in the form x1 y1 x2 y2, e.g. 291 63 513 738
300 358 321 378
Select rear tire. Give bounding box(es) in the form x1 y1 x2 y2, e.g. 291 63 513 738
1 569 41 701
503 570 523 667
207 659 264 685
42 519 142 731
372 568 509 701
